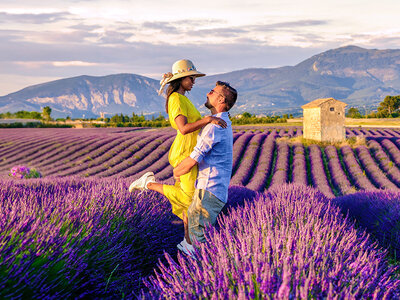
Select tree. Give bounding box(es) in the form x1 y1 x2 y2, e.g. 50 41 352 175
155 113 165 121
110 114 123 123
242 112 252 118
42 106 52 121
31 111 42 119
131 112 145 122
346 107 362 118
377 95 400 116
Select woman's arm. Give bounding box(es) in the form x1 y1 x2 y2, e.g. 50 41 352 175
175 115 226 135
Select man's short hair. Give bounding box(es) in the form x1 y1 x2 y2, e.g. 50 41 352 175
216 81 237 111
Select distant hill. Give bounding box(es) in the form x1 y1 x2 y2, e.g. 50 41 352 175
0 74 161 118
1 45 400 118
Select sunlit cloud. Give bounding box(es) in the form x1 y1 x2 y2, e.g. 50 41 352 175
0 11 72 24
52 61 100 67
14 60 101 68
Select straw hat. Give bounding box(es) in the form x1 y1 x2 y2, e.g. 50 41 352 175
158 59 205 95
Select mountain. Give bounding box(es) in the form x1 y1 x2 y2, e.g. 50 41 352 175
0 74 162 118
1 45 400 118
192 45 400 115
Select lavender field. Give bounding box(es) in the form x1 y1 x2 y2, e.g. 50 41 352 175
1 126 400 298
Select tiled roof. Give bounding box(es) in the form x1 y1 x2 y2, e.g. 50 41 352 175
301 98 347 109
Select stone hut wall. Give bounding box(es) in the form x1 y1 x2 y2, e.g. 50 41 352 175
303 107 321 140
320 100 346 142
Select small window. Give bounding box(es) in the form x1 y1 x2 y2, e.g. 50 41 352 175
330 107 334 111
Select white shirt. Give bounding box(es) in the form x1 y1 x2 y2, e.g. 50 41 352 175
189 112 233 203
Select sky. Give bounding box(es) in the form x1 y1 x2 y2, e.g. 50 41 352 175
1 0 400 96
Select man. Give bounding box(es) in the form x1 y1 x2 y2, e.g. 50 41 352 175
173 81 237 254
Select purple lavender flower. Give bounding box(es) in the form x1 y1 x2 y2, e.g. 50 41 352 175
144 184 400 298
334 189 400 258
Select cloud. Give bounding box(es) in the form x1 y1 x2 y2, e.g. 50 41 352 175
98 30 134 44
52 61 100 67
135 19 230 36
248 20 329 32
348 33 400 49
0 7 398 96
0 11 73 24
187 27 247 38
141 21 180 34
69 23 102 31
0 27 98 45
115 19 329 43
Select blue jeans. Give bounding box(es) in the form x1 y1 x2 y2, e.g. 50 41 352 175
188 189 225 243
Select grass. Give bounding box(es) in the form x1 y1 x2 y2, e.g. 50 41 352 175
345 118 400 127
276 136 367 149
233 122 303 127
233 118 400 128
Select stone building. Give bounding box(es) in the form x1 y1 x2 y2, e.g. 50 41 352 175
301 98 347 142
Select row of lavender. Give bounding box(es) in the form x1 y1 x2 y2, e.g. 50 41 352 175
2 127 400 197
229 128 400 198
2 177 398 298
0 128 175 179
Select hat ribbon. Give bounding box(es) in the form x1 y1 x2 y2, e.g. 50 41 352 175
158 72 173 96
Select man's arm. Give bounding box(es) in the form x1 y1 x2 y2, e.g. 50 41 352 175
173 123 220 179
173 156 198 179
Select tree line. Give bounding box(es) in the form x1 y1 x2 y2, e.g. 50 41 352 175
95 112 170 127
347 95 400 118
0 106 52 121
230 112 293 125
3 94 399 128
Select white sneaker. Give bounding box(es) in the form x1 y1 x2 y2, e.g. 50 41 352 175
128 172 156 192
177 238 187 250
177 237 195 257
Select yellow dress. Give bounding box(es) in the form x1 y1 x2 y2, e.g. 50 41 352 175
163 92 201 220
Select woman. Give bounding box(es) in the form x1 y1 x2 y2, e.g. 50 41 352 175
129 59 226 249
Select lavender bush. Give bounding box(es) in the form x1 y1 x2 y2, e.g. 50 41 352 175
115 136 174 178
291 143 308 186
231 132 255 175
324 145 355 195
356 145 397 190
334 190 400 259
246 131 276 191
45 137 116 176
144 184 400 298
52 134 137 176
381 138 400 168
230 134 266 186
0 177 184 298
95 135 166 177
269 141 289 187
340 145 376 190
127 150 171 182
368 139 400 187
308 145 335 198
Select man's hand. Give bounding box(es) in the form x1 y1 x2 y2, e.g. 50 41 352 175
173 157 198 178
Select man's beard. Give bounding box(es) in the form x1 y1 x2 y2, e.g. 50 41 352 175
205 97 212 109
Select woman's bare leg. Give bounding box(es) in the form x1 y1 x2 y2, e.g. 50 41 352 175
183 211 191 244
146 182 165 195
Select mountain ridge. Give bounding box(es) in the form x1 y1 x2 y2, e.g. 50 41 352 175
1 45 400 118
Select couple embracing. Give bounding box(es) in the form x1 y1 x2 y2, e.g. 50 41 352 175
129 59 237 255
